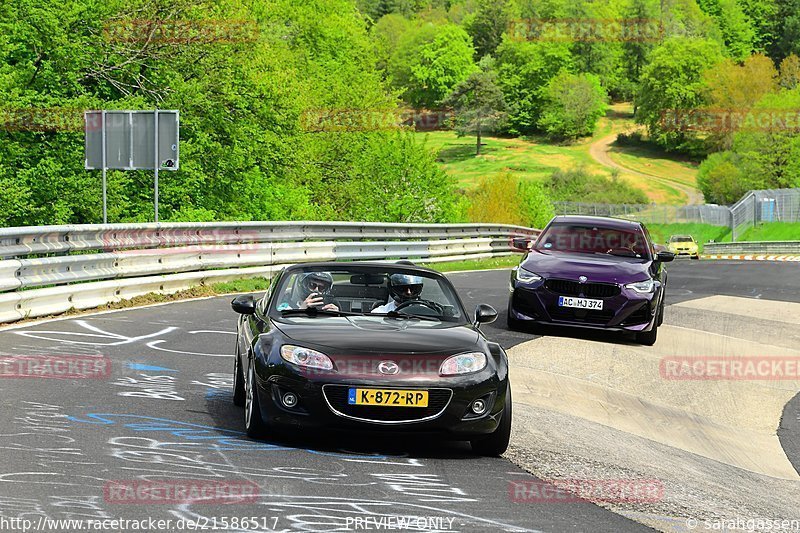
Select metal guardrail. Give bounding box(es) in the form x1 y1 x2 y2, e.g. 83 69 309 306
0 222 539 323
704 241 800 255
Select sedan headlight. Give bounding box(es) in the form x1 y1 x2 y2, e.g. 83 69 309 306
514 267 542 283
625 279 655 293
280 345 333 370
439 352 487 376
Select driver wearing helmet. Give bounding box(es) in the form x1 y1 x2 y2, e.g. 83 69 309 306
277 271 340 311
371 273 424 313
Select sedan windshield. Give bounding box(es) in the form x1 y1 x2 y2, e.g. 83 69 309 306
535 223 650 258
270 266 467 323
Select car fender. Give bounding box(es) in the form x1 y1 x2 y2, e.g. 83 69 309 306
487 341 509 382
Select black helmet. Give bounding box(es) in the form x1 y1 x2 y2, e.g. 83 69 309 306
388 273 424 303
300 271 333 298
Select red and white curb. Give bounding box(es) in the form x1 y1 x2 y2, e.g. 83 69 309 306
702 254 800 262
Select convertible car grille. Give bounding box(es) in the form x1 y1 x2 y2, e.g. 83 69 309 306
322 385 452 423
544 279 621 298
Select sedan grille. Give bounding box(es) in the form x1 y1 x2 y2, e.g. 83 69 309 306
322 385 452 424
544 279 620 298
548 306 615 325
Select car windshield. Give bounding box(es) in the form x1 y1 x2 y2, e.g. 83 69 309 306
269 266 467 323
534 222 650 258
670 236 694 243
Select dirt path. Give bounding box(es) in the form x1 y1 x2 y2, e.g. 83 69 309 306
589 131 704 205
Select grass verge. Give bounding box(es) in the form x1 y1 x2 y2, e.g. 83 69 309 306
737 222 800 241
420 254 522 272
646 223 732 251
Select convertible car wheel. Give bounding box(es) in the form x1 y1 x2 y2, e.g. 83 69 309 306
245 360 267 438
232 345 245 407
471 385 512 457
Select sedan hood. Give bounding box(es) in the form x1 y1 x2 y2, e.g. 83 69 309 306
521 250 652 283
273 315 480 355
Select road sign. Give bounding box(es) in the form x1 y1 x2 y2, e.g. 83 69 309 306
85 110 179 222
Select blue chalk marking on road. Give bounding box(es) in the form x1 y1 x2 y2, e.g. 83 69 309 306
205 389 232 400
66 412 393 459
127 362 178 372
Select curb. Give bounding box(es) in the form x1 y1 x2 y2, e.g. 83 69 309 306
702 254 800 262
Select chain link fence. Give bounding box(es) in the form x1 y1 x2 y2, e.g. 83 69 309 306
554 188 800 241
552 202 731 226
730 189 800 240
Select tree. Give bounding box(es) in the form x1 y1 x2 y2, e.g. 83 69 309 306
537 71 608 140
779 54 800 89
495 37 573 135
464 0 512 59
696 0 756 59
635 37 724 151
696 151 748 203
702 53 778 149
388 23 477 108
441 58 508 155
767 0 800 60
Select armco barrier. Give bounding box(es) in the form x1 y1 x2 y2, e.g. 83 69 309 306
0 222 539 323
704 241 800 255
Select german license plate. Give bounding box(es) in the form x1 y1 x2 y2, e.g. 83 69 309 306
348 388 428 407
558 296 603 310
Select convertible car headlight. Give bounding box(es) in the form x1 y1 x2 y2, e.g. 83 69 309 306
280 345 334 370
439 352 487 376
514 267 542 283
625 279 655 293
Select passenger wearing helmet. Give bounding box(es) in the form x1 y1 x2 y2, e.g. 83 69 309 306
277 271 339 311
371 273 424 313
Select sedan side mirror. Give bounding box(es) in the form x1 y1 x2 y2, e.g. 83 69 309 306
656 251 675 263
231 294 256 315
511 237 532 252
474 304 498 325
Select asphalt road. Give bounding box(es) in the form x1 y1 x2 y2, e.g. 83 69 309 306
0 259 797 533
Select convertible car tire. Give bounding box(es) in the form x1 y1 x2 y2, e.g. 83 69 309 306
233 345 246 407
245 359 268 438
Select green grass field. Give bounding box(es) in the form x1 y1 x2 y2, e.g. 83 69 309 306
416 103 700 204
737 222 800 241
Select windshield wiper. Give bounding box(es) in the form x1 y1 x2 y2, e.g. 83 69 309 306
279 308 358 317
378 310 440 322
596 250 641 258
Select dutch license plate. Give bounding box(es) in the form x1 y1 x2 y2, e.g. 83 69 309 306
348 388 428 407
558 296 603 310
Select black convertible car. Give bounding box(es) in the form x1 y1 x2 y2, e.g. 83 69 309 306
230 262 511 455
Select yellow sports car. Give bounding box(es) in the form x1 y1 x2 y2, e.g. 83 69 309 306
667 235 699 259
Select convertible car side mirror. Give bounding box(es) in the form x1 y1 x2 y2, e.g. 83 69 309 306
656 251 675 263
231 294 256 315
474 304 498 325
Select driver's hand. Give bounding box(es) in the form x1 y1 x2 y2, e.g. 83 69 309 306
300 292 324 309
321 303 339 311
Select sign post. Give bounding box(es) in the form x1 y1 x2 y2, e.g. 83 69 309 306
85 110 179 223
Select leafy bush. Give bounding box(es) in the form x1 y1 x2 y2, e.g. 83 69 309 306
466 173 553 228
544 166 649 204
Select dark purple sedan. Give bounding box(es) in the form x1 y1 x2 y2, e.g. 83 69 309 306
507 215 674 345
